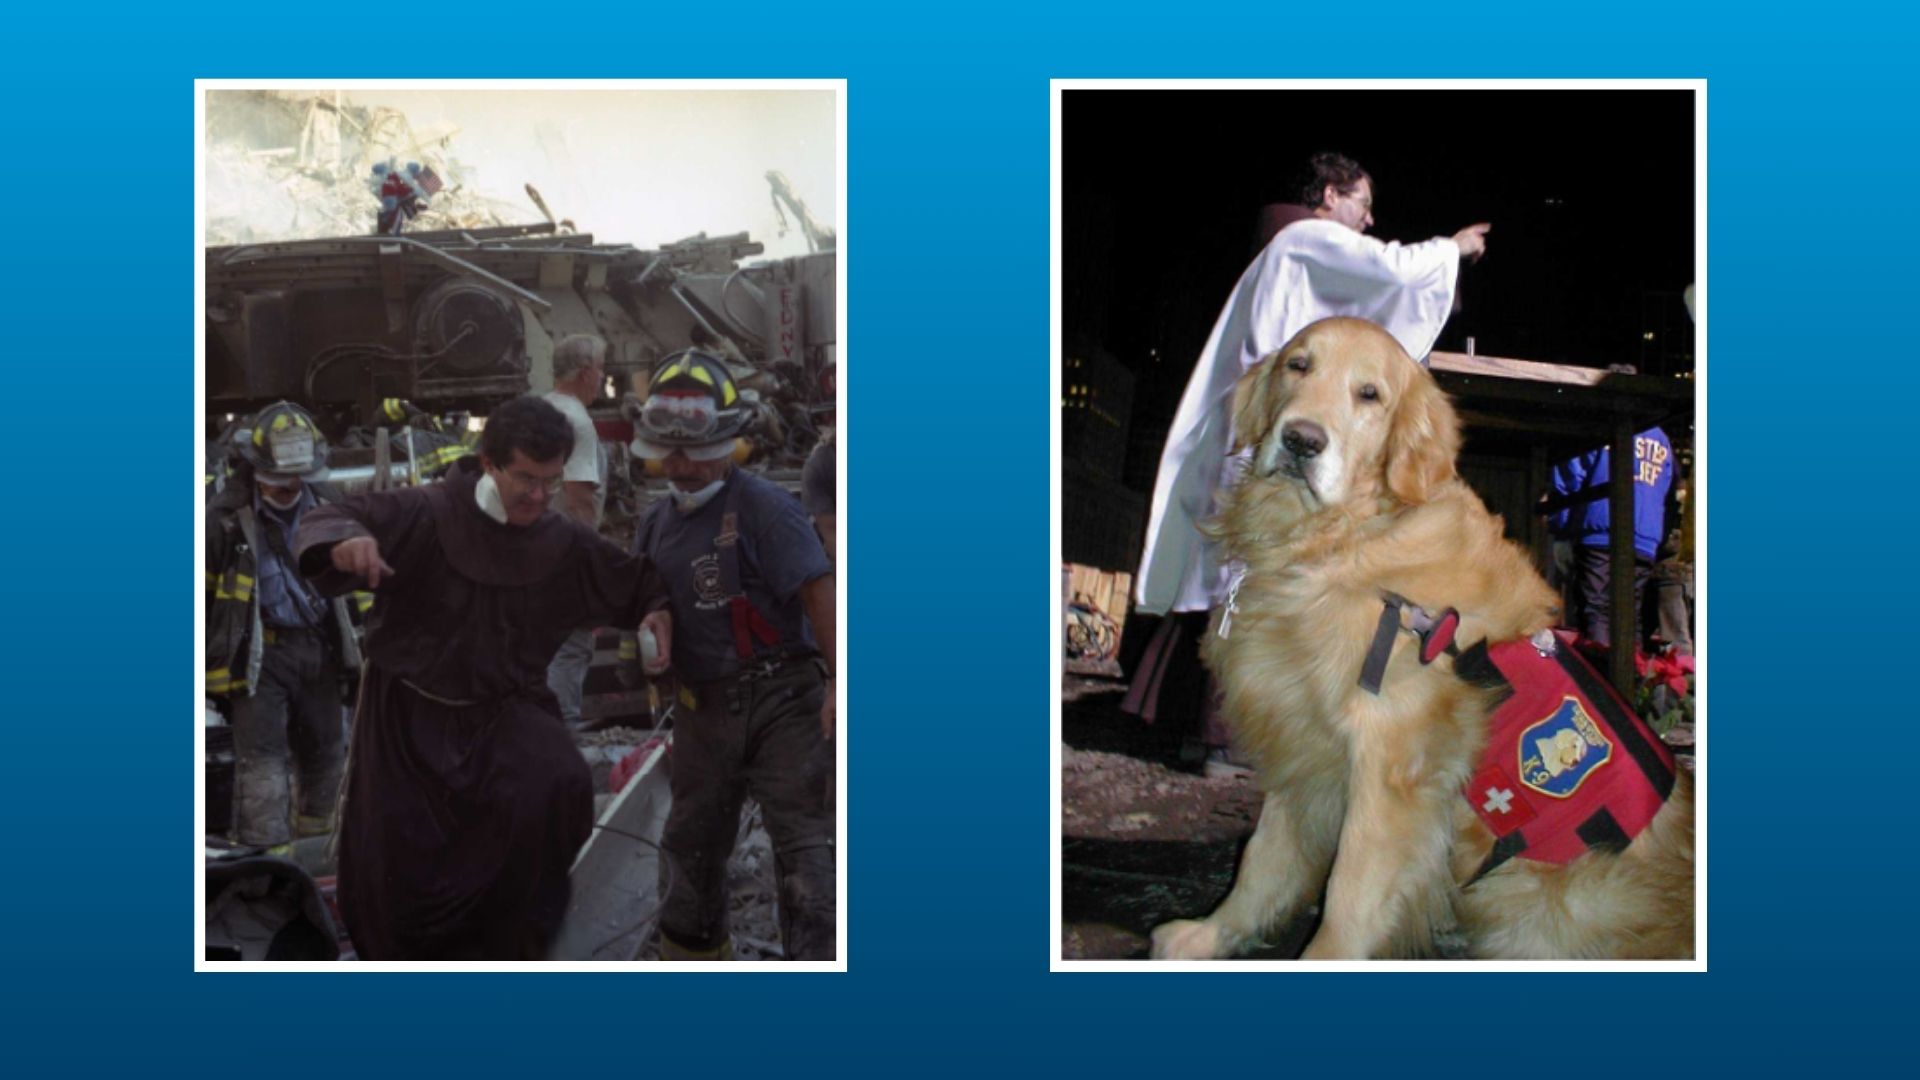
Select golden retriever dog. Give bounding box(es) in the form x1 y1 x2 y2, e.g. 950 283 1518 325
1149 317 1693 960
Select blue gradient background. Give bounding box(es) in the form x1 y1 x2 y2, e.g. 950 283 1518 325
0 1 1907 1071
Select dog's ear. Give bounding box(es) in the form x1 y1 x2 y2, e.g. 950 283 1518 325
1385 368 1461 504
1228 353 1282 453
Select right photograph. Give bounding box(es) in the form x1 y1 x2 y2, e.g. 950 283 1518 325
1056 83 1701 964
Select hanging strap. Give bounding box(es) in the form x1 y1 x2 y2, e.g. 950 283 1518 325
714 480 783 659
1358 592 1461 695
253 501 329 630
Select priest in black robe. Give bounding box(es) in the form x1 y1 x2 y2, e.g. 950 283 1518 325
297 395 672 960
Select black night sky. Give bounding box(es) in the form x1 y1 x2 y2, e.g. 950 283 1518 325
1064 89 1696 427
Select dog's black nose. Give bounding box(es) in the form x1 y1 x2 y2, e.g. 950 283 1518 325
1282 420 1327 459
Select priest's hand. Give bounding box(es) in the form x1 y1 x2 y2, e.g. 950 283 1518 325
1452 222 1491 261
639 609 673 675
331 537 395 588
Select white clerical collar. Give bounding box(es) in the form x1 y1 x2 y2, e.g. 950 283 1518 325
475 472 509 524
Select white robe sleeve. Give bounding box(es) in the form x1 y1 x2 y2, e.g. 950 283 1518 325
1134 220 1460 614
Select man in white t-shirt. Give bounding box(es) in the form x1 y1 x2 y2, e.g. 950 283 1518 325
543 333 608 727
544 335 608 527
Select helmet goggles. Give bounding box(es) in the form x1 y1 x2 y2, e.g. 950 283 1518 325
640 391 728 442
627 350 747 461
242 402 330 482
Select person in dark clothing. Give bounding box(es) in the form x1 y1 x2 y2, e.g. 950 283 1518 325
296 395 672 960
1549 425 1676 646
629 350 837 961
207 401 358 849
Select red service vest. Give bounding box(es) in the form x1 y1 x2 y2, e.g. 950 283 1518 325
1454 632 1678 874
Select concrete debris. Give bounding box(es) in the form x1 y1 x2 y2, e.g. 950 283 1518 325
1061 675 1126 704
206 89 531 246
576 724 657 749
629 800 784 961
1063 747 1261 846
1104 811 1159 833
723 803 784 961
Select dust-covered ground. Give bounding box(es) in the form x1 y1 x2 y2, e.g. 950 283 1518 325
623 800 783 961
587 728 785 961
1059 677 1698 961
1060 680 1316 960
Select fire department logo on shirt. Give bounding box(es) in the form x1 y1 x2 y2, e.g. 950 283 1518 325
1518 696 1613 799
691 553 727 609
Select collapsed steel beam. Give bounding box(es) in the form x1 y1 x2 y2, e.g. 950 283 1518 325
222 236 554 312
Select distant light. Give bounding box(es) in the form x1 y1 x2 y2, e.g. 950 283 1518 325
1642 331 1656 341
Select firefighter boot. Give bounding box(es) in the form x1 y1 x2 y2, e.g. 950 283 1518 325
658 931 733 961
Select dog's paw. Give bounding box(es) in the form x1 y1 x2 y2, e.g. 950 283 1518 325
1150 919 1223 960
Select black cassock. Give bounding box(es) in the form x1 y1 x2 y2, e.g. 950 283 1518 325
298 457 665 959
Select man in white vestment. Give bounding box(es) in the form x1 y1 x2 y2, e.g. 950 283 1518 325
1135 152 1490 618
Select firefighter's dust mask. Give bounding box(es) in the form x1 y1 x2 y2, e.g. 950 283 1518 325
669 478 725 512
668 478 725 511
258 480 303 511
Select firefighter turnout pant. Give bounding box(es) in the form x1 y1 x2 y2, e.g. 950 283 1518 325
659 658 834 960
231 627 347 847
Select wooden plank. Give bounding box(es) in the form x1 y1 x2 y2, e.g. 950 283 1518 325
1430 350 1608 386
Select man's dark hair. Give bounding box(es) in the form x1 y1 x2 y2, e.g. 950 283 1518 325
479 395 574 466
1299 152 1371 209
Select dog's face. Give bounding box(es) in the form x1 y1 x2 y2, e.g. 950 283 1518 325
1230 317 1460 507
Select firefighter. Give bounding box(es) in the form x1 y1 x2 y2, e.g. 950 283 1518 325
206 402 358 851
373 397 474 481
629 351 837 960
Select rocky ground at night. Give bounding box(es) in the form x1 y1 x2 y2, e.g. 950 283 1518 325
1060 677 1696 960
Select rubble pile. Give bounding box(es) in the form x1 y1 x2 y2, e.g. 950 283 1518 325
1062 747 1261 844
630 801 784 960
722 804 785 960
206 89 531 245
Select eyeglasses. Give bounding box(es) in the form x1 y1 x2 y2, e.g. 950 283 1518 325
504 469 564 495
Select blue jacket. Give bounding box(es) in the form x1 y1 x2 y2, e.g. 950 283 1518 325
1549 428 1674 560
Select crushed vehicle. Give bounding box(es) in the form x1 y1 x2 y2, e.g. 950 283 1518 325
207 223 835 464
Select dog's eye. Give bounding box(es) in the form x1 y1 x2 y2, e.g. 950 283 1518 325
1286 356 1310 373
1358 384 1381 402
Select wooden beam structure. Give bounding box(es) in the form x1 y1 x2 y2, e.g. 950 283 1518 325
1429 350 1695 698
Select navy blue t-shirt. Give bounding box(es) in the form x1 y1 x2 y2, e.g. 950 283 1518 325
635 469 831 681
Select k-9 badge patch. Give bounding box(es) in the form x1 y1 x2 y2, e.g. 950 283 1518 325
1517 696 1613 798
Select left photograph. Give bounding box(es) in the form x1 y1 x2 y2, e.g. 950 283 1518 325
198 83 842 966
